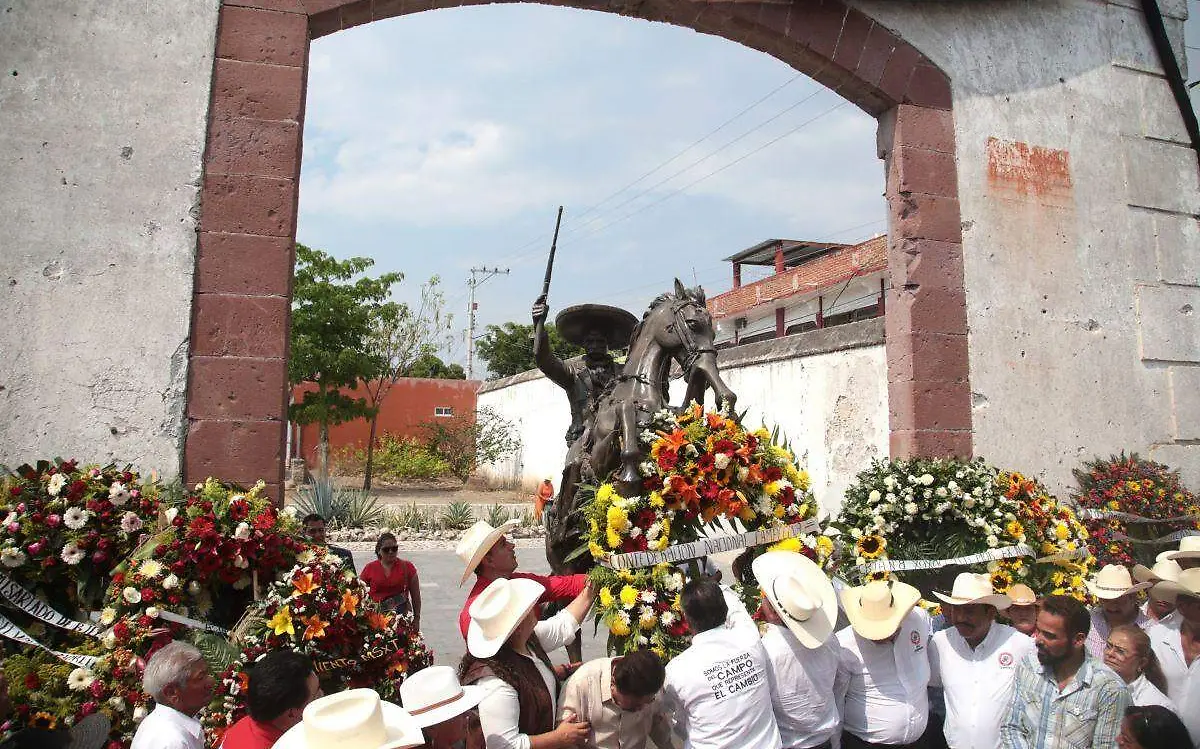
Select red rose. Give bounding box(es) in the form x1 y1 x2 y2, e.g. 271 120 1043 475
24 673 39 689
140 588 156 602
89 680 106 698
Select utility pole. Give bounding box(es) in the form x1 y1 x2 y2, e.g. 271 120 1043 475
467 266 510 379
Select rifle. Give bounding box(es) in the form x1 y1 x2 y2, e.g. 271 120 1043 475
540 206 564 302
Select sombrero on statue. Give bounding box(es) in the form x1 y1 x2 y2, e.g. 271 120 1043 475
555 304 638 348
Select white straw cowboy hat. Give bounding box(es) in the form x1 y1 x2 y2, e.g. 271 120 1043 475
933 572 1012 610
1133 558 1183 585
1006 583 1038 607
752 550 837 648
1157 567 1200 600
275 689 424 749
841 579 921 641
399 665 488 728
455 519 520 586
1163 535 1200 561
467 577 546 659
1084 564 1152 600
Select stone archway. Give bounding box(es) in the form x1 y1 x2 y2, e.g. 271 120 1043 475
187 0 969 499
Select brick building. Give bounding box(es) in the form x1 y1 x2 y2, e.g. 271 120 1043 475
708 235 888 347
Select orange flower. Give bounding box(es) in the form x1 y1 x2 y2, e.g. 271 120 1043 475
744 464 764 485
339 590 359 617
301 614 329 641
666 475 700 507
705 412 726 430
237 671 251 693
367 611 392 630
292 571 317 595
658 429 689 452
387 659 409 677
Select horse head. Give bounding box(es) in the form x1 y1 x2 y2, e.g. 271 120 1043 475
641 278 717 362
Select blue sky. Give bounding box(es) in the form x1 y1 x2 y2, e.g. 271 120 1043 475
296 5 886 373
297 3 1200 375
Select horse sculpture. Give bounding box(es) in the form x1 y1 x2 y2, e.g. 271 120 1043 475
546 279 738 575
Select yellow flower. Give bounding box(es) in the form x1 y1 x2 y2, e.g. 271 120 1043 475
619 585 639 607
773 505 786 518
816 536 834 558
1054 523 1069 540
267 606 294 637
653 535 670 551
610 617 631 637
589 541 606 559
764 481 782 498
990 571 1013 592
754 427 771 441
856 534 887 560
607 506 630 533
770 537 803 553
597 484 616 504
739 506 756 522
639 612 657 631
795 470 811 491
606 528 621 549
651 645 666 658
1070 575 1083 589
648 491 664 508
1006 520 1025 539
672 594 682 610
599 587 614 608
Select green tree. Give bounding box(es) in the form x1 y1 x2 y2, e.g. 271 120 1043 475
289 244 401 478
406 352 466 379
475 321 583 379
419 406 521 483
360 276 454 489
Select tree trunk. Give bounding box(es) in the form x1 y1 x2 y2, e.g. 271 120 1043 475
363 411 380 490
318 420 331 481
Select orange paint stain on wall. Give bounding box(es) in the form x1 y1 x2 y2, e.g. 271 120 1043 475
986 137 1073 206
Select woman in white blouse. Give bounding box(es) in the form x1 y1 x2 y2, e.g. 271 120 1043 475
1104 624 1177 711
461 577 596 749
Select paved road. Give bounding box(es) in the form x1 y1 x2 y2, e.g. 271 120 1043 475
351 547 610 668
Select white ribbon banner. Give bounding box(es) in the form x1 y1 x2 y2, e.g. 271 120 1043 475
1034 547 1090 564
1077 509 1200 523
860 543 1034 574
601 519 822 570
0 572 102 637
158 609 229 635
0 613 99 669
1112 529 1199 546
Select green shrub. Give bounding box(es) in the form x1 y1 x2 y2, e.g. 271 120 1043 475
370 434 452 481
439 500 476 530
485 503 511 527
295 477 385 529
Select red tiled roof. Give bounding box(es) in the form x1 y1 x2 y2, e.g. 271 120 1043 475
708 235 888 319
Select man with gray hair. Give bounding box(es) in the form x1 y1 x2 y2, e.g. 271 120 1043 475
131 641 215 749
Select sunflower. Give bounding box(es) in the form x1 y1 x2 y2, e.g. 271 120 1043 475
990 571 1013 592
855 534 887 560
865 570 891 582
30 712 57 730
1005 520 1025 539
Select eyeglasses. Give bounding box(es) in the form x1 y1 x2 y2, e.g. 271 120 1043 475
380 546 398 554
1104 641 1131 657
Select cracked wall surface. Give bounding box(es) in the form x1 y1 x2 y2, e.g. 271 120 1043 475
0 0 220 476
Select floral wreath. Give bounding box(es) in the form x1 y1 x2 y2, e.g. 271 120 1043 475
1072 453 1199 567
584 403 830 658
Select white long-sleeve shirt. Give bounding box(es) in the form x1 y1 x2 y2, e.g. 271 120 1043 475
833 608 931 746
1148 618 1200 748
760 623 839 749
475 609 582 749
929 621 1035 749
1128 673 1176 711
662 588 782 749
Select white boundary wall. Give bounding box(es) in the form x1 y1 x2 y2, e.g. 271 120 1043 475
477 320 888 515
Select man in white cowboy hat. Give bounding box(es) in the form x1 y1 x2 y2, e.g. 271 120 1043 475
1147 567 1200 748
1163 534 1200 570
833 578 930 749
928 573 1035 749
1001 583 1039 637
661 579 781 749
455 519 587 640
1000 594 1129 749
1133 557 1184 624
272 689 424 749
1083 564 1152 658
399 665 488 749
751 551 840 749
559 649 674 749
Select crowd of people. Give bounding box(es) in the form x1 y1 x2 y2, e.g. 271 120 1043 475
11 519 1198 749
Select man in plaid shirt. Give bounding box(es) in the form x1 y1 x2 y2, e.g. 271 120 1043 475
1000 595 1130 749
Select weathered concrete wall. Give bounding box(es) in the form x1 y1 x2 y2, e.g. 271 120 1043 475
854 0 1200 491
477 320 889 514
0 1 219 475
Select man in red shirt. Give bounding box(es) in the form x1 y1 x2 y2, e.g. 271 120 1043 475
456 519 588 641
220 650 322 749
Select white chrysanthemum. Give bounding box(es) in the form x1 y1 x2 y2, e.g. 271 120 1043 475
140 560 163 577
47 473 68 497
661 611 676 626
868 490 882 502
63 507 91 530
164 507 178 524
662 573 684 592
935 487 948 498
0 547 26 568
108 696 126 712
629 526 642 539
714 453 732 471
162 574 179 590
986 535 1000 548
120 511 143 533
188 580 202 594
122 587 142 604
109 482 131 506
297 549 316 564
234 522 252 541
145 606 160 618
234 554 249 569
102 632 117 649
919 473 934 486
99 607 118 625
133 705 148 722
61 542 85 565
646 523 661 541
639 589 657 603
67 667 95 691
281 506 298 519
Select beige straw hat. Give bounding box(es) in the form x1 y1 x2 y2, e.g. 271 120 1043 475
467 577 546 658
274 689 424 749
1085 564 1152 600
840 579 921 641
1157 567 1200 600
1133 558 1183 585
1006 583 1038 607
399 665 488 728
455 519 520 586
933 572 1012 610
1163 535 1200 561
752 551 837 648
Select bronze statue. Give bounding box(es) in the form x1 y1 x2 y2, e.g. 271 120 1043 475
542 279 738 576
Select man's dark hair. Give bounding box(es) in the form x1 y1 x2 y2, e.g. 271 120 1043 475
1124 705 1192 749
680 580 727 633
1039 594 1090 638
246 650 315 722
612 649 665 697
302 513 325 525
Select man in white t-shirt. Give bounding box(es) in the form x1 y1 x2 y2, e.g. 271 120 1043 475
833 579 931 749
662 579 781 749
929 573 1035 749
752 551 840 749
1149 567 1200 748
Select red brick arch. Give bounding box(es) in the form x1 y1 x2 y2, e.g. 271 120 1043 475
189 0 969 499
